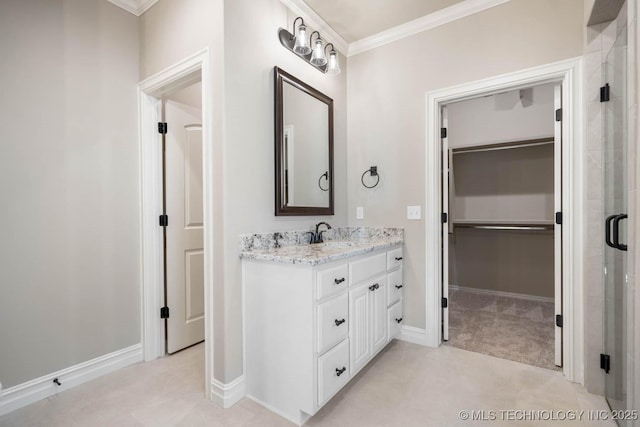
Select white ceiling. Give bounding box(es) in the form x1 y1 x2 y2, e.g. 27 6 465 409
109 0 511 56
303 0 466 43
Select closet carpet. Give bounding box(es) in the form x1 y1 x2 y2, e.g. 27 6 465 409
446 288 558 370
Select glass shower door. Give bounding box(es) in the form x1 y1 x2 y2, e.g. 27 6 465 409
603 22 628 420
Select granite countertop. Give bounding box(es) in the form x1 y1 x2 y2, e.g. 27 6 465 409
239 227 403 266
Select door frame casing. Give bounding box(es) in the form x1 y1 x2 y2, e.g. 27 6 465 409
137 48 215 398
424 57 584 383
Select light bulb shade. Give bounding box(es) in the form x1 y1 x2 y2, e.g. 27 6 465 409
293 25 311 55
310 39 327 66
326 50 341 75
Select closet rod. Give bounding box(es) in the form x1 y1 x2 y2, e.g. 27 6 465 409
451 137 554 154
454 224 553 231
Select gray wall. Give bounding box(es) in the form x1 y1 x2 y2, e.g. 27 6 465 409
447 84 555 149
451 145 555 222
450 146 555 299
453 229 555 298
346 0 584 330
0 0 140 388
140 0 348 382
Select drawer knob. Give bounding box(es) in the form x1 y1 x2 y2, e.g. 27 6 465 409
395 317 403 324
395 257 403 261
335 367 347 377
395 284 403 289
334 277 345 284
334 318 346 326
368 283 379 291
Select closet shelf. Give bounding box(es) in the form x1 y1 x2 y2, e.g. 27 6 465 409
451 137 554 155
452 219 554 231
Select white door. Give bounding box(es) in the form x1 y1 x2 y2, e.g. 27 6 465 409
441 106 450 342
164 100 205 354
553 84 563 367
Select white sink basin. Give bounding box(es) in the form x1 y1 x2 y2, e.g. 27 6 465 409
321 241 355 248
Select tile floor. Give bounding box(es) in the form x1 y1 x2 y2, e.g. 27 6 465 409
0 341 614 427
447 288 558 370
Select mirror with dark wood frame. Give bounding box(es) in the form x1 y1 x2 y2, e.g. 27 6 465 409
274 66 334 216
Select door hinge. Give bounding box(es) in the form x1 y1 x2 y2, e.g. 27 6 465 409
160 306 170 319
600 84 610 102
555 314 563 327
441 212 448 224
555 108 562 122
555 212 562 225
600 353 611 373
158 122 168 134
442 297 448 308
159 214 168 227
441 127 447 138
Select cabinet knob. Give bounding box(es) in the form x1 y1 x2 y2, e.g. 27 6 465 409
336 367 347 377
395 284 403 289
334 278 345 284
395 317 403 324
334 318 346 326
395 257 403 261
369 283 379 291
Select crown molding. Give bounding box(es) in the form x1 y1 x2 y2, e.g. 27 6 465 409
348 0 512 56
107 0 159 16
279 0 350 55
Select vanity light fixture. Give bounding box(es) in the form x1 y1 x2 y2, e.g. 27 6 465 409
309 31 327 66
278 17 341 75
292 17 311 55
325 44 341 75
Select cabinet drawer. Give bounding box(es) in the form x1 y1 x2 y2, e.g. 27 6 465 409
318 339 350 406
349 252 386 285
387 247 403 271
317 293 349 355
388 300 403 340
317 263 348 300
387 267 403 307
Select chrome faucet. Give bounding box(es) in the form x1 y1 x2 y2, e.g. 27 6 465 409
308 222 332 244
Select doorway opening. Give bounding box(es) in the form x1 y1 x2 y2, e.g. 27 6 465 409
440 83 562 370
138 49 215 400
424 58 584 383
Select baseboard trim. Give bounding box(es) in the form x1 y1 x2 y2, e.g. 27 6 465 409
211 375 245 409
450 285 554 303
0 343 143 416
398 325 431 346
245 394 310 426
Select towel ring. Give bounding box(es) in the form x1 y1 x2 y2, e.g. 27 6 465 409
361 166 379 189
318 171 329 191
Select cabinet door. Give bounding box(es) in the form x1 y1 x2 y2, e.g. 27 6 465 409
371 276 388 355
349 285 371 374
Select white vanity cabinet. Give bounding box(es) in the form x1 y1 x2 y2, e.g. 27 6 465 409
243 244 402 426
